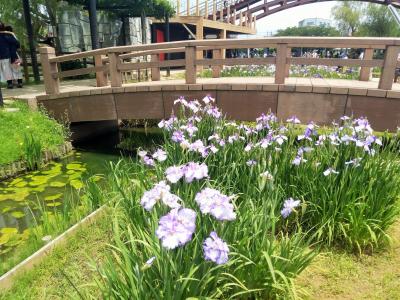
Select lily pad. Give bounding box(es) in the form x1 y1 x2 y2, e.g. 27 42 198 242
11 211 25 218
0 194 12 202
29 175 51 186
0 228 18 235
68 173 82 181
2 206 12 213
70 179 83 189
9 178 23 186
0 235 11 246
30 185 46 193
66 163 84 170
46 202 62 207
49 181 67 188
15 181 28 188
44 194 62 201
13 190 30 201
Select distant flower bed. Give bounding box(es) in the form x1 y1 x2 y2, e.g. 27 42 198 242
94 97 400 299
200 64 364 80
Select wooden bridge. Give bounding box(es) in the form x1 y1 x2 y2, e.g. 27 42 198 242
37 37 400 132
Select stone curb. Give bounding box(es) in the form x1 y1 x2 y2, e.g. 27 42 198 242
0 142 73 181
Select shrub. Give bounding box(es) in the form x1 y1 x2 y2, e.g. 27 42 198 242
92 96 400 298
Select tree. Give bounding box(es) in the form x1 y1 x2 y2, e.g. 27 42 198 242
359 4 400 37
66 0 174 19
275 25 340 37
331 2 364 36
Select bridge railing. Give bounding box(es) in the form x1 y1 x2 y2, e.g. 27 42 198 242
39 37 400 95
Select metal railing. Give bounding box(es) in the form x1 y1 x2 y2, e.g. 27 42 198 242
39 37 400 95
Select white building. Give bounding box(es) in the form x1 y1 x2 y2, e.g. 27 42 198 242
298 18 333 28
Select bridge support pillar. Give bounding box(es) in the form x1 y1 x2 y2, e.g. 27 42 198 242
359 48 373 81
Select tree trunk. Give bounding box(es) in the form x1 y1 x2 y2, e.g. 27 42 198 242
21 46 30 83
141 11 148 79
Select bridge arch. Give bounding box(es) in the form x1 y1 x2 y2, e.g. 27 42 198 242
218 0 400 21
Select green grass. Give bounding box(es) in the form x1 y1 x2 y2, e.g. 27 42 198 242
296 220 400 299
0 211 112 300
2 212 399 299
0 100 68 165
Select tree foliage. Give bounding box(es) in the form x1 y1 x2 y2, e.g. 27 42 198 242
0 0 50 48
65 0 175 19
275 25 340 37
331 2 400 37
359 4 400 37
331 1 363 36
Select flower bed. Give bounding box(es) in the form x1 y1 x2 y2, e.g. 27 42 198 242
200 64 367 80
93 96 400 298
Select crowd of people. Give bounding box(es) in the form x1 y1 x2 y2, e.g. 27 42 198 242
0 22 23 89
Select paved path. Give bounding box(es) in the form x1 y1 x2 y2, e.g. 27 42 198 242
4 76 400 100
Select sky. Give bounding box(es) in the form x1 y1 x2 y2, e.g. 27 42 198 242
255 1 339 35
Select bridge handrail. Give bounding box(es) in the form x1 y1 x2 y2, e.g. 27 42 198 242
39 37 400 95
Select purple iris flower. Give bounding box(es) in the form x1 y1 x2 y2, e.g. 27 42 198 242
172 130 185 143
203 231 229 265
195 188 236 221
156 208 196 249
286 116 301 124
281 198 301 218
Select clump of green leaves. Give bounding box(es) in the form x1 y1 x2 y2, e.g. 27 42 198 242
23 133 43 171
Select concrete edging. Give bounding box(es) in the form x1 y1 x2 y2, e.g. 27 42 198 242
0 205 107 291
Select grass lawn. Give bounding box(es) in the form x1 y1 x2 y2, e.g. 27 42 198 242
0 213 112 300
297 221 400 299
0 100 68 165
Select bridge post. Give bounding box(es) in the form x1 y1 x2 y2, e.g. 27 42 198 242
39 47 60 95
285 47 291 78
109 52 122 87
94 54 107 87
213 0 216 21
378 45 400 90
151 54 161 81
185 46 197 84
212 49 221 78
275 43 288 84
196 19 204 72
359 48 373 81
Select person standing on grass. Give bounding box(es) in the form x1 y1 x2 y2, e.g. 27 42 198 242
4 26 23 88
0 22 20 89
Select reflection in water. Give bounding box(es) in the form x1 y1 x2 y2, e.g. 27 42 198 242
0 130 122 256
